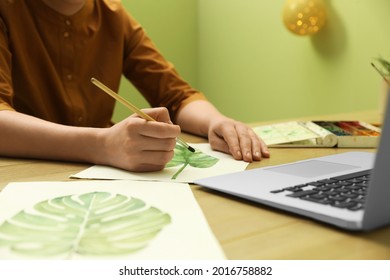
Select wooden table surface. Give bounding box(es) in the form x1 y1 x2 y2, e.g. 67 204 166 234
1 110 389 259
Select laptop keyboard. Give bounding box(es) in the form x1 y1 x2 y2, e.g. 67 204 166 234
270 169 372 211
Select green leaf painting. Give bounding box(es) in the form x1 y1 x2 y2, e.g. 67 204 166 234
0 192 171 258
166 144 219 180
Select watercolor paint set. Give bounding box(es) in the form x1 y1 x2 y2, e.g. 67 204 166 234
254 120 381 148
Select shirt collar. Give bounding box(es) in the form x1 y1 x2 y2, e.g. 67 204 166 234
27 0 95 26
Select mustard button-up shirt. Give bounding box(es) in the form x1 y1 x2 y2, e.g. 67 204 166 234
0 0 205 127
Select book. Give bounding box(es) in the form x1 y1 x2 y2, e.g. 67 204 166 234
253 121 381 148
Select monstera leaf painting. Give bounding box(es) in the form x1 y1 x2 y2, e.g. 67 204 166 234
0 192 171 258
166 144 219 180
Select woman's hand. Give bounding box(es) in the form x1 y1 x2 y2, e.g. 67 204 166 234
208 116 269 162
97 107 180 171
176 100 269 162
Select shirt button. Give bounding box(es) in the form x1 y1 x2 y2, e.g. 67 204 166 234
64 32 70 38
78 116 83 123
66 74 73 81
65 19 71 26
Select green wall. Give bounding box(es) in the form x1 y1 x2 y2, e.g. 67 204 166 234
117 0 390 123
198 0 390 122
114 0 198 122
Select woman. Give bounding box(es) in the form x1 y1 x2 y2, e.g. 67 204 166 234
0 0 269 171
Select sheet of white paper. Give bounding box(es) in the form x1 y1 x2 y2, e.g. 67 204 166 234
71 143 248 183
0 180 225 260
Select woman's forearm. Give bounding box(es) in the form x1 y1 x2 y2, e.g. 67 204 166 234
0 110 102 163
176 100 228 137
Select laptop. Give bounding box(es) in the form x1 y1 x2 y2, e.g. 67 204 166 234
195 100 390 231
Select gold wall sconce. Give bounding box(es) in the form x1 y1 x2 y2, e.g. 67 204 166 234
282 0 327 36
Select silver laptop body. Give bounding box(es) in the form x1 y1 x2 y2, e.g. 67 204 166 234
195 100 390 231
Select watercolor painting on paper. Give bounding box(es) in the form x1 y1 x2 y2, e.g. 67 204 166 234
0 180 225 260
71 143 248 183
0 191 171 258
